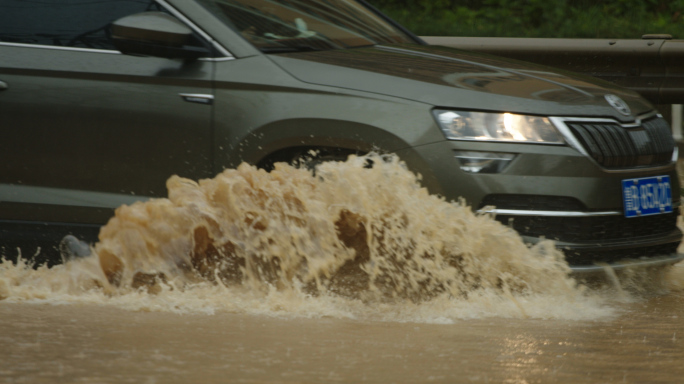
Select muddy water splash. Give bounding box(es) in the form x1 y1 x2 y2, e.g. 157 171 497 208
0 155 613 321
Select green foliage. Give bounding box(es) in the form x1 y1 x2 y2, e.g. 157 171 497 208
369 0 684 38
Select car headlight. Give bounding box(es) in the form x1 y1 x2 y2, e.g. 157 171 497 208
434 109 565 144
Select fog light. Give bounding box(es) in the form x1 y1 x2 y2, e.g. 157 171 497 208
454 151 515 173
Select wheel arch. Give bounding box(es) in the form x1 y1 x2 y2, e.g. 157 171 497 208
219 118 413 169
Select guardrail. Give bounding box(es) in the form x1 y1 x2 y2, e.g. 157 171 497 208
421 36 684 105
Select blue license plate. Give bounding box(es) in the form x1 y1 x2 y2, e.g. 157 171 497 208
621 176 673 218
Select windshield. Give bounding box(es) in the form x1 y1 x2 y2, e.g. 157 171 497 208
196 0 416 52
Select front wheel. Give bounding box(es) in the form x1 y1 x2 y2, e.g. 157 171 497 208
258 146 359 172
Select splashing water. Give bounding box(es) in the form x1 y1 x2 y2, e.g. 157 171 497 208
0 155 634 321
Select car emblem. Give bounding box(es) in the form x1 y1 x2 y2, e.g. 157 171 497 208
604 94 631 116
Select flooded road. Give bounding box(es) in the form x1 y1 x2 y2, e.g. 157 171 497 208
2 156 684 383
2 286 684 384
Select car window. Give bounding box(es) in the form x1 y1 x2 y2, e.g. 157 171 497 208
0 0 164 50
195 0 415 53
0 0 209 53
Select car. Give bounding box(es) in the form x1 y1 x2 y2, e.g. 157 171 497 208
1 0 682 272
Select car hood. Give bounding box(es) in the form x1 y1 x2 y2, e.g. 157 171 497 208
268 44 652 122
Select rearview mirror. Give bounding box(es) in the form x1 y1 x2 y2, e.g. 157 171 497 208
111 12 210 60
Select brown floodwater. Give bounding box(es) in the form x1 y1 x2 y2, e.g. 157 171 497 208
2 286 684 384
2 156 684 383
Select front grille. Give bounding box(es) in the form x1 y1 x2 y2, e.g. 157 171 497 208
564 242 679 266
495 211 680 242
567 117 675 168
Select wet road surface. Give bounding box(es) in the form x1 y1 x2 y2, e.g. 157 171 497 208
2 282 684 383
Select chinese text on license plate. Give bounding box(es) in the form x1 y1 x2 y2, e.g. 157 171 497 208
622 176 672 218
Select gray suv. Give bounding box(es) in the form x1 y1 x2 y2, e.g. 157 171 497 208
1 0 681 272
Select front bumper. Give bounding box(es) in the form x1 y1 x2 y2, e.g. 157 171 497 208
397 118 682 271
482 207 682 264
568 253 684 274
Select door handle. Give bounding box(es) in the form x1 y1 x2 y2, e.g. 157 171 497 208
179 93 213 105
0 81 7 90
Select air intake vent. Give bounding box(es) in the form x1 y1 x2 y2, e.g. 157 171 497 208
567 117 675 168
494 210 679 242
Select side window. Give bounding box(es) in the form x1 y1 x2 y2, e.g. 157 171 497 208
0 0 163 50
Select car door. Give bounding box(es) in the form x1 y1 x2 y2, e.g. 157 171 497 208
0 0 217 225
